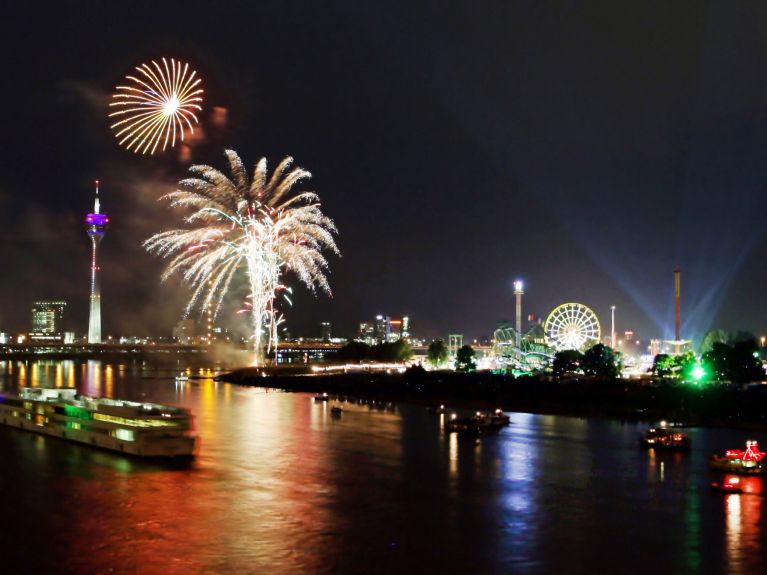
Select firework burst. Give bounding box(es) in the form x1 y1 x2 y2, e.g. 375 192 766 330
144 149 339 365
109 58 203 155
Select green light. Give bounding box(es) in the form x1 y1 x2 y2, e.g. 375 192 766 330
691 365 705 381
63 405 91 420
753 352 760 358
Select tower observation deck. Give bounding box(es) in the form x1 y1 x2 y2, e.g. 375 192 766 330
85 181 109 344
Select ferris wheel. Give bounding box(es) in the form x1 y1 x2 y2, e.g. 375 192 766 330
544 303 601 351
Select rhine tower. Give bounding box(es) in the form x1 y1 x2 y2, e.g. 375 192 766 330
85 181 109 344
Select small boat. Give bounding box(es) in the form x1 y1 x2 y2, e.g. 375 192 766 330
444 411 509 434
711 476 744 494
489 409 511 426
640 421 690 450
330 405 343 415
313 393 330 402
710 440 765 475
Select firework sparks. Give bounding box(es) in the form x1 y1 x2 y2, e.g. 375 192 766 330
144 149 339 365
109 58 203 155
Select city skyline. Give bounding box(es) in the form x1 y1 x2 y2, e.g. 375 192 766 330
2 3 767 343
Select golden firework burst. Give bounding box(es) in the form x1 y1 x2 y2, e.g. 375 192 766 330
109 57 203 154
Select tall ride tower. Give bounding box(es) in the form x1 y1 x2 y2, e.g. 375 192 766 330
674 268 681 355
514 280 524 349
85 181 109 344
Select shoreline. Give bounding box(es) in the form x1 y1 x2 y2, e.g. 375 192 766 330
219 367 767 432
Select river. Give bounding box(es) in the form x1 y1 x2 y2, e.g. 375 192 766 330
0 358 765 574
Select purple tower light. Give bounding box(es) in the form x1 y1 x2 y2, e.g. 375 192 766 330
85 180 109 344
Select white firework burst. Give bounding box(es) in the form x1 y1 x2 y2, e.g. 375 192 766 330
144 149 339 365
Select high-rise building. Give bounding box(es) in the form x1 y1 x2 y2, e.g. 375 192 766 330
400 316 410 341
374 315 391 343
320 322 332 341
85 181 109 344
358 322 375 343
30 301 67 342
358 315 412 344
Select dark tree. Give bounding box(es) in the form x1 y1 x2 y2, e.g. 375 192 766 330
581 344 620 379
552 349 583 377
426 339 449 367
455 345 477 372
338 341 371 361
702 342 732 381
652 354 674 379
730 339 764 383
700 329 728 354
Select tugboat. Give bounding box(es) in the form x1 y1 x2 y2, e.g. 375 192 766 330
710 440 765 475
313 392 330 402
639 421 690 450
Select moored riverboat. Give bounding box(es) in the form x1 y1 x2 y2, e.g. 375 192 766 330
445 411 510 434
709 440 764 475
0 387 197 458
640 421 690 450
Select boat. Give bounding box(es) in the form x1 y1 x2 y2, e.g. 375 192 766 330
710 440 765 475
711 476 744 494
444 411 510 434
489 409 511 426
428 404 447 414
639 421 690 450
0 387 197 458
330 405 343 415
314 392 330 402
175 373 189 383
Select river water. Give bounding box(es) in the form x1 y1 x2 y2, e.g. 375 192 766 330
0 358 765 574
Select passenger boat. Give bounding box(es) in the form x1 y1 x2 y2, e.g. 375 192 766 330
444 411 510 434
710 440 765 475
0 388 197 458
639 421 690 450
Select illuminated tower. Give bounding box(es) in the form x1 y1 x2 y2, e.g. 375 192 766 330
674 268 681 355
85 181 109 344
514 280 524 348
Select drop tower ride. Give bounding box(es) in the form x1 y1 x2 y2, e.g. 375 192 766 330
85 181 109 344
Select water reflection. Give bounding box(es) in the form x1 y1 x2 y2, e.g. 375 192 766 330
723 475 764 574
0 360 767 573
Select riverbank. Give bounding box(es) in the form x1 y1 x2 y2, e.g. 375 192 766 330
219 366 767 429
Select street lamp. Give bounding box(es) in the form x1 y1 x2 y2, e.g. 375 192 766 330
610 305 616 349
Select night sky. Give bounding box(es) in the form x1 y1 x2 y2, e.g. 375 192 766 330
2 1 767 344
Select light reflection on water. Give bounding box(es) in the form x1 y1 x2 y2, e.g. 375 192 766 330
0 359 766 574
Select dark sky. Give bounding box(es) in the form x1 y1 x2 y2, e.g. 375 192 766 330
2 1 767 344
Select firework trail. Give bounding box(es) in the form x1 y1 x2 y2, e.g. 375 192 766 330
109 57 203 155
144 149 339 365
